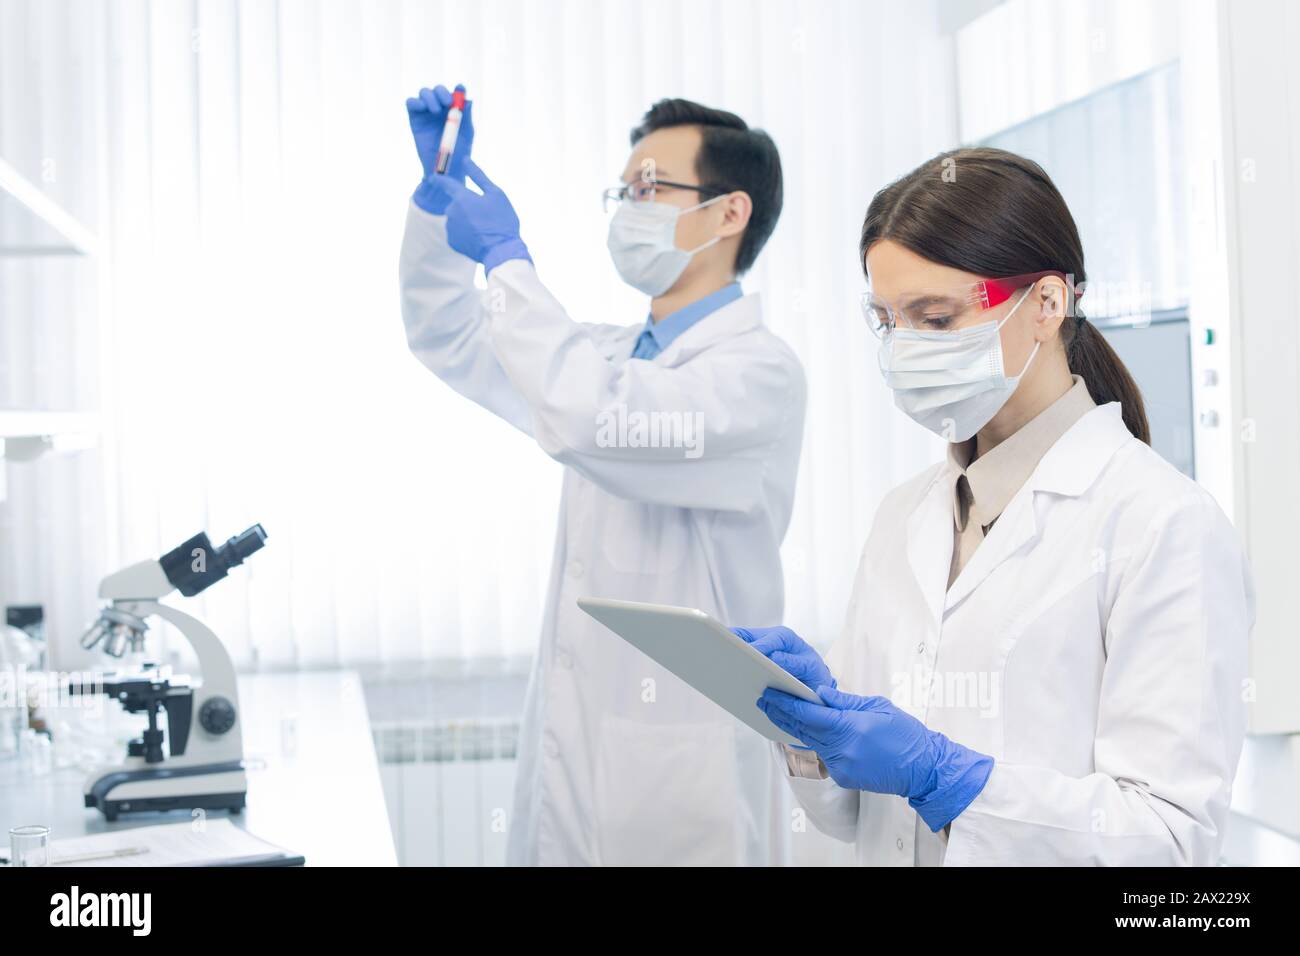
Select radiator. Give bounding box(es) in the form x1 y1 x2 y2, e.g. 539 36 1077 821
372 718 519 867
371 715 854 867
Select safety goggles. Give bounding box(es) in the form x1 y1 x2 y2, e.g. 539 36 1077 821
860 270 1072 339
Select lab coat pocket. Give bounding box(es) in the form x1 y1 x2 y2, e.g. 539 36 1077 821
592 715 738 866
599 500 691 575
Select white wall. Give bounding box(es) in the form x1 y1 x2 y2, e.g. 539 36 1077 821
1213 0 1300 738
1206 0 1300 847
956 0 1184 143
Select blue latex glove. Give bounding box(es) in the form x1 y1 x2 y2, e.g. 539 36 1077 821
422 160 532 273
732 626 837 692
406 83 475 214
758 685 994 832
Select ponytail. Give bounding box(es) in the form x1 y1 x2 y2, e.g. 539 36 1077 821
1062 313 1151 444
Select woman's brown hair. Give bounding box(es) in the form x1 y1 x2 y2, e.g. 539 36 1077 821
860 147 1150 444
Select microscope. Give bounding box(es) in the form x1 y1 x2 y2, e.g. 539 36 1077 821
73 525 267 820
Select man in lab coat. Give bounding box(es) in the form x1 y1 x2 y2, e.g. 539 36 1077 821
398 87 805 865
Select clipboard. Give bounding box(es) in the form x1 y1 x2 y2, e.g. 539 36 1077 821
576 597 822 747
41 820 305 868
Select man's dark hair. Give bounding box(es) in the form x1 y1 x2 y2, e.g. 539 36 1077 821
630 98 783 275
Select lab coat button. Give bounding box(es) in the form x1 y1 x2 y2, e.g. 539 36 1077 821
917 642 925 654
544 734 560 758
896 837 905 851
555 645 573 669
568 559 585 579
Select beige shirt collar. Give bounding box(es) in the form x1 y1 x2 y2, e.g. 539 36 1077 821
948 375 1096 531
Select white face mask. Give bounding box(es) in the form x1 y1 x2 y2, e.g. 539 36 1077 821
606 195 725 296
878 285 1039 443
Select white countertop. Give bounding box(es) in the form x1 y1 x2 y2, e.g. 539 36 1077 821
0 670 397 866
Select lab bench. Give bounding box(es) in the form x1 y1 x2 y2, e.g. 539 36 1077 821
0 670 397 867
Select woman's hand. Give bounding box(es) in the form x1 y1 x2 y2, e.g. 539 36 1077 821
732 625 837 692
758 686 995 832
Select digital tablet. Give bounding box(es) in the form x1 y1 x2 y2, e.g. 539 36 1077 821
576 597 822 746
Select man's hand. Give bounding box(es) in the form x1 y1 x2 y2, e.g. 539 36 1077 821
406 83 475 214
422 160 532 273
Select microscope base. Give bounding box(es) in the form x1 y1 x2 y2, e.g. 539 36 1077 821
91 790 247 822
83 760 248 821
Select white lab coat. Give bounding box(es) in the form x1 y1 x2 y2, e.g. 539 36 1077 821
398 204 806 865
785 402 1253 865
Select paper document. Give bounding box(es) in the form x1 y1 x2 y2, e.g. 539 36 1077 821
48 819 299 867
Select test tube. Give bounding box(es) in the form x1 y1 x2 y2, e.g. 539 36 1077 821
434 88 467 175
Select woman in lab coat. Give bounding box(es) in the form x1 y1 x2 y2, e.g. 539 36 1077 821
742 147 1253 866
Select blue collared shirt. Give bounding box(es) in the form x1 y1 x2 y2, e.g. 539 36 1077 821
629 282 743 361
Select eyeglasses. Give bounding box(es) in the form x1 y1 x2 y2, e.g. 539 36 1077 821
861 270 1072 338
601 179 729 213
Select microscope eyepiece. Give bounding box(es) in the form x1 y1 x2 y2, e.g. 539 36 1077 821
222 524 268 565
159 524 268 597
